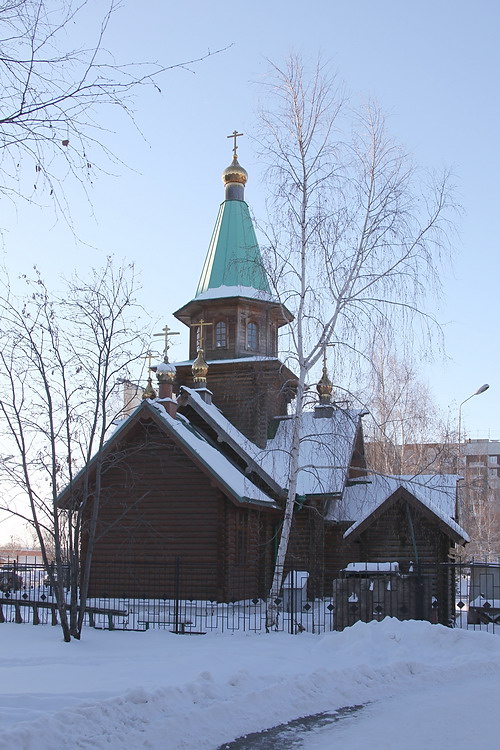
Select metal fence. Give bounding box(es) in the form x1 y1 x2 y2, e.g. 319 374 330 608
1 557 500 634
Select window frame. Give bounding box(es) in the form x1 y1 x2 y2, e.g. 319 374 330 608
215 320 227 349
247 321 258 350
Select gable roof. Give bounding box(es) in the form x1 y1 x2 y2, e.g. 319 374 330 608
179 387 284 496
180 387 363 497
58 399 277 510
328 474 468 544
263 410 364 496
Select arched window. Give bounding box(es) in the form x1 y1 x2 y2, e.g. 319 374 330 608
247 321 258 350
215 321 227 348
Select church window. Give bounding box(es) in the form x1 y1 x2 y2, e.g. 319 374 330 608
215 321 227 348
247 322 258 350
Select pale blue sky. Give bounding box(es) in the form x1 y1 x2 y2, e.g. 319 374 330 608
2 0 498 438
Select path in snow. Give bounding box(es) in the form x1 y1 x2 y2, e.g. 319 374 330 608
219 670 500 750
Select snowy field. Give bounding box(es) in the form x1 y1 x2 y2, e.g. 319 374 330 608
1 618 500 750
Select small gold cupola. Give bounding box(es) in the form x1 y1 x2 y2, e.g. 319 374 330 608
223 130 247 201
142 376 157 400
317 363 333 405
222 158 248 187
190 319 212 403
191 319 212 387
142 351 157 399
317 347 334 405
314 350 335 418
192 348 209 385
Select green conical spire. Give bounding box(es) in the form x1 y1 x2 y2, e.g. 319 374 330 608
195 140 271 298
196 200 271 296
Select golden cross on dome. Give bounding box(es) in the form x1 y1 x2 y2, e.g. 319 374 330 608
191 318 213 350
320 341 335 371
227 130 243 160
154 325 179 362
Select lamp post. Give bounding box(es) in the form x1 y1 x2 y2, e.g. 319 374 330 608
458 384 490 450
456 384 489 526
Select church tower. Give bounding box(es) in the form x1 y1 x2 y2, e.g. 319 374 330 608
173 133 296 446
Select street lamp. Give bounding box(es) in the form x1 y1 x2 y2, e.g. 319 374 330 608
458 384 490 449
456 384 490 527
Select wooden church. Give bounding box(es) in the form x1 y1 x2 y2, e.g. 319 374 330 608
60 137 469 626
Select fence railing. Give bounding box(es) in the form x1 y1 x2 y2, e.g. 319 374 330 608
2 557 500 634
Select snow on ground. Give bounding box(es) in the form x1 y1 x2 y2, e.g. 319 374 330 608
1 619 499 750
302 670 500 750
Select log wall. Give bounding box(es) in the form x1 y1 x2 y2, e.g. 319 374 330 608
84 418 278 601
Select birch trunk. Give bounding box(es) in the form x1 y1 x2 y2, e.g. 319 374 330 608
259 55 455 628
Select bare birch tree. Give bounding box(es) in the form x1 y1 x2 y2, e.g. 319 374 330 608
257 56 456 620
461 482 500 560
362 346 455 477
0 261 148 640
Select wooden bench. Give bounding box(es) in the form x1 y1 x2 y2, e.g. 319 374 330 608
139 619 191 633
0 597 127 629
138 618 206 634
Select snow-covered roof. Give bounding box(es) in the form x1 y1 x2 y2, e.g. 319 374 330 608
194 285 278 304
180 387 362 497
148 401 276 508
178 387 282 493
328 474 468 542
262 410 362 496
181 387 262 455
344 561 400 573
58 398 277 510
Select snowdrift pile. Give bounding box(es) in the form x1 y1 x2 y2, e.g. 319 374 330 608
1 618 499 750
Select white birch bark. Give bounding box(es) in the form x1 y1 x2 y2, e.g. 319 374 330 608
259 55 456 626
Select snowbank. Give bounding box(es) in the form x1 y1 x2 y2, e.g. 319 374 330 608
0 619 499 750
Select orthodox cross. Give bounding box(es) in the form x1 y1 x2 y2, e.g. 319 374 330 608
142 350 154 372
319 341 336 374
153 325 179 362
227 130 243 160
191 318 213 350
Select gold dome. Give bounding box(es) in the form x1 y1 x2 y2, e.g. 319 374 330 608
142 377 157 400
222 157 248 186
192 348 209 384
316 365 333 405
156 361 176 384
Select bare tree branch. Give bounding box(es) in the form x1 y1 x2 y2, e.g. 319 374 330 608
256 55 458 624
0 0 230 210
0 260 150 639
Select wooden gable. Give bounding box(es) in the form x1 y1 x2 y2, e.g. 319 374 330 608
60 402 279 601
344 486 466 546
